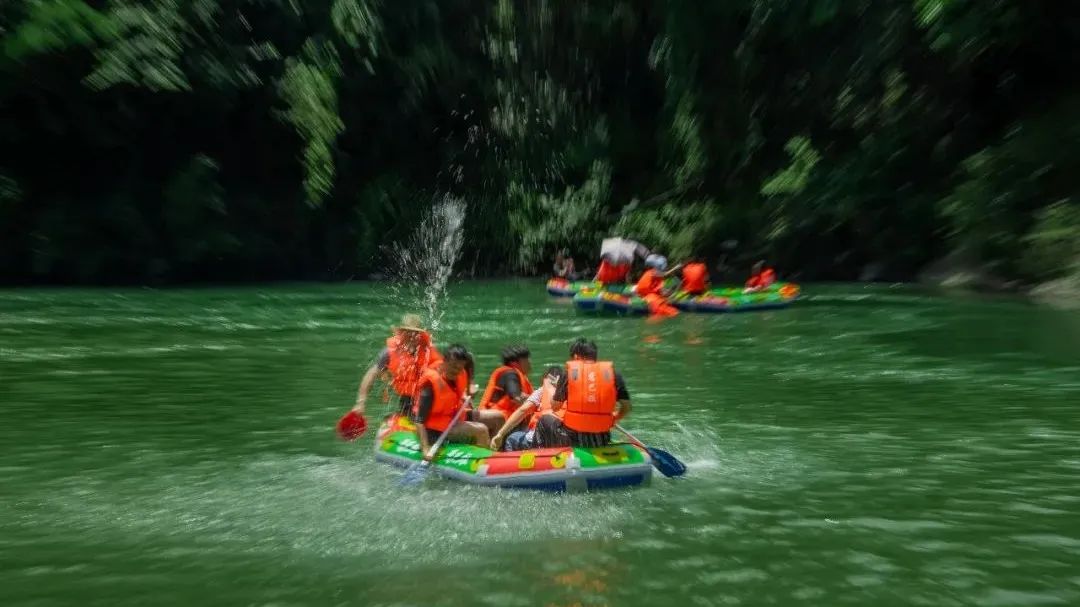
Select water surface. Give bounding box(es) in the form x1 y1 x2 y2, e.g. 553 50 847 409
2 282 1079 606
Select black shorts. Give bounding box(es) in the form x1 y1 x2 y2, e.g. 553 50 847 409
396 395 413 415
534 415 610 448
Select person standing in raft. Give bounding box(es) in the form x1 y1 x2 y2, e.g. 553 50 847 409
352 313 443 417
634 254 681 317
595 237 650 287
680 256 710 295
534 338 632 448
477 344 534 437
413 344 489 453
489 365 565 451
744 260 777 293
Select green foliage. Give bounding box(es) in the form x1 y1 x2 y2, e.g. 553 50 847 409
508 160 612 270
761 137 820 197
1022 202 1080 280
278 40 344 208
614 202 722 261
2 0 114 62
86 0 191 91
1 0 1078 286
332 0 382 55
940 97 1080 279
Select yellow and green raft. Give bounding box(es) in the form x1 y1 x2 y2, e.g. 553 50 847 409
569 282 801 315
374 415 653 492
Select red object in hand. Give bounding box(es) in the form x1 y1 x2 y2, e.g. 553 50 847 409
336 410 368 441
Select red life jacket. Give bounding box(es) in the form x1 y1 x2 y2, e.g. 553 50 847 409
681 263 708 294
596 259 630 284
411 368 464 432
527 381 561 429
385 333 442 396
562 360 618 433
635 268 663 297
479 365 533 418
746 267 777 289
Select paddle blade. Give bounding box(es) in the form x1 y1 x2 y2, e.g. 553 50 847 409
399 460 431 487
336 411 367 441
647 447 687 478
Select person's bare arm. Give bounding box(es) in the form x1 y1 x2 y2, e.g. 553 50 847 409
614 399 632 422
490 402 537 450
353 365 381 413
414 386 435 460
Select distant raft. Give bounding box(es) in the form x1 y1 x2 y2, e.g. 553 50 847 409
374 415 653 492
572 283 801 315
544 276 643 295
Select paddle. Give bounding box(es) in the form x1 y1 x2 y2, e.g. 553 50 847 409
613 423 687 478
400 394 473 487
336 410 368 441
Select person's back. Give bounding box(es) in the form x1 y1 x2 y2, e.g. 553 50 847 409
635 268 663 297
681 262 708 295
534 338 632 448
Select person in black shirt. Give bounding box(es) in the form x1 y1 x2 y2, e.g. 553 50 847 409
412 345 487 453
477 344 534 435
534 338 632 448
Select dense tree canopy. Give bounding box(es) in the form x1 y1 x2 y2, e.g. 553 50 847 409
1 0 1077 285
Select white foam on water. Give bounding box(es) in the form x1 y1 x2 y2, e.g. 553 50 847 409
32 451 649 569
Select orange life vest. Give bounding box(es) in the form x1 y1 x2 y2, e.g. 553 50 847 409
681 263 708 294
643 292 679 317
411 368 464 432
596 259 630 284
385 333 442 396
479 365 534 418
635 268 664 297
527 381 561 429
562 360 618 433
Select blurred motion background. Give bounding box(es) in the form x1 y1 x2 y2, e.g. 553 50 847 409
0 0 1077 299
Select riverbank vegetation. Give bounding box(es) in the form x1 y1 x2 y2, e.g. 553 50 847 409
1 1 1077 288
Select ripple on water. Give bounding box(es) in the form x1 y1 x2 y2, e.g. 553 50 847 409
980 589 1072 606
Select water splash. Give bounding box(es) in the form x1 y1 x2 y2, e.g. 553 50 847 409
385 196 467 331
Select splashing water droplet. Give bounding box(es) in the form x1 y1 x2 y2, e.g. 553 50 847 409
384 197 467 332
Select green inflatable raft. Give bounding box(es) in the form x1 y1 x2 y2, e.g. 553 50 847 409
374 415 653 492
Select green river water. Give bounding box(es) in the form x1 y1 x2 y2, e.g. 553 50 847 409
2 281 1079 606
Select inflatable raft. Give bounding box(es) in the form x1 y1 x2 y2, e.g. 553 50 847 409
374 415 653 492
573 283 801 315
546 277 670 298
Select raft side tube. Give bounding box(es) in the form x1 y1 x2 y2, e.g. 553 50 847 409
373 416 653 492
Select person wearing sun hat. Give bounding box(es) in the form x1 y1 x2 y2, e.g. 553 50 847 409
352 313 444 416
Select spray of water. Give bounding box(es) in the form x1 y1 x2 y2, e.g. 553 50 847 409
384 195 467 332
